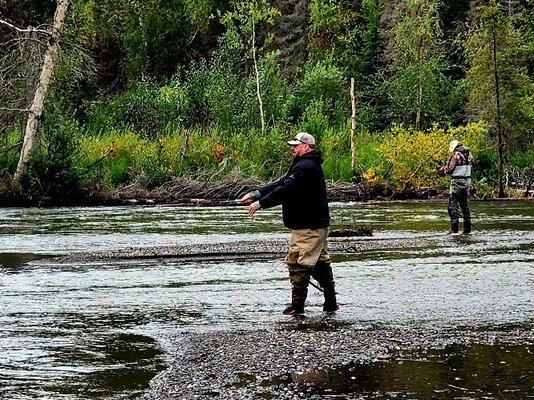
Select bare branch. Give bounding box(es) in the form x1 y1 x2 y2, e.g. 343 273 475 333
0 19 48 35
0 107 30 112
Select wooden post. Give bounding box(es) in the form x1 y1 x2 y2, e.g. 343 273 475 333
350 77 357 172
252 21 265 134
13 0 69 186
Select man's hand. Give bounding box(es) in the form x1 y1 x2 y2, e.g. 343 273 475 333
238 193 254 205
437 166 447 174
248 201 261 215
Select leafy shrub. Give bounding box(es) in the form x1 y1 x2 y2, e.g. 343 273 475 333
0 130 21 180
80 131 143 186
299 100 331 140
376 122 490 188
85 77 190 137
76 121 493 192
255 52 294 129
295 59 348 127
321 128 353 181
27 116 81 197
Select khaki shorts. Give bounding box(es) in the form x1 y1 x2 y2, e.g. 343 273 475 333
285 228 330 267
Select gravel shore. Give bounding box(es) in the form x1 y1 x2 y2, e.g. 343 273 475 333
54 235 440 264
141 322 533 399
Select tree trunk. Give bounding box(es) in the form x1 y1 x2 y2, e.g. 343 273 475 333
492 15 506 198
13 0 69 186
350 77 357 172
252 21 266 134
21 27 39 144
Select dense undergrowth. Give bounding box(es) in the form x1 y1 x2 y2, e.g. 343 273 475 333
3 114 531 203
1 1 533 203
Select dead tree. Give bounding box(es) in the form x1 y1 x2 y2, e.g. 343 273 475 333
10 0 69 186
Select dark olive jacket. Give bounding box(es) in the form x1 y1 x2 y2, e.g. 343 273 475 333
256 150 330 230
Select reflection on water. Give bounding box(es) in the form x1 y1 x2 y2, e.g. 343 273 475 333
0 201 533 398
49 333 165 399
280 344 534 399
0 252 51 270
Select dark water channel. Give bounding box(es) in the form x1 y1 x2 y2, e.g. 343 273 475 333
268 343 533 399
1 201 533 399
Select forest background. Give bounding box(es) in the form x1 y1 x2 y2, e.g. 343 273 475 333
0 0 533 204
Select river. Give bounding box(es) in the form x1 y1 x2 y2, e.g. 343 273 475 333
1 201 533 399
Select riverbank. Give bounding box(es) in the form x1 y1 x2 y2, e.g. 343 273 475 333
1 178 531 207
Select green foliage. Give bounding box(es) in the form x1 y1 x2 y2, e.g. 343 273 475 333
78 126 291 186
309 0 382 76
309 0 344 36
221 0 279 34
320 128 353 182
85 78 189 137
384 0 453 129
72 0 218 79
373 122 491 188
80 131 172 187
308 0 384 131
256 52 294 128
299 100 330 140
26 115 82 198
295 60 348 127
466 1 534 150
0 131 22 184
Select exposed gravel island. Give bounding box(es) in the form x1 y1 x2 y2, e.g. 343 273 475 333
142 323 534 399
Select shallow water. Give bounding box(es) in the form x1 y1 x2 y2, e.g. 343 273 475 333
1 201 533 398
276 343 534 399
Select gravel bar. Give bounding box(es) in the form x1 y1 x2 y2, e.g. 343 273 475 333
141 322 533 399
53 236 439 264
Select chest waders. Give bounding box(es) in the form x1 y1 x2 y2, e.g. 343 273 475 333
448 148 472 234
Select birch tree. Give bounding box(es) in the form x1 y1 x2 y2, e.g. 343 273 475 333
10 0 69 186
222 1 279 134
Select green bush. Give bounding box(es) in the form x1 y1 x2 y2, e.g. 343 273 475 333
27 116 81 198
0 130 21 181
299 100 331 141
321 128 352 182
295 59 348 127
85 77 190 137
374 122 491 188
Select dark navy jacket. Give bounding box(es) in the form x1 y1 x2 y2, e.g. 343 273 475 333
256 150 330 230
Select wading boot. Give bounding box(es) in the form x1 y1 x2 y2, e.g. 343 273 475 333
282 306 304 316
284 264 311 315
313 261 339 313
463 220 472 234
448 222 459 235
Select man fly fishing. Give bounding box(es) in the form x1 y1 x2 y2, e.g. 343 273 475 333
238 132 339 316
439 140 473 235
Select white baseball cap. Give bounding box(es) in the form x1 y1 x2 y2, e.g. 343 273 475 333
287 132 316 146
449 140 459 153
